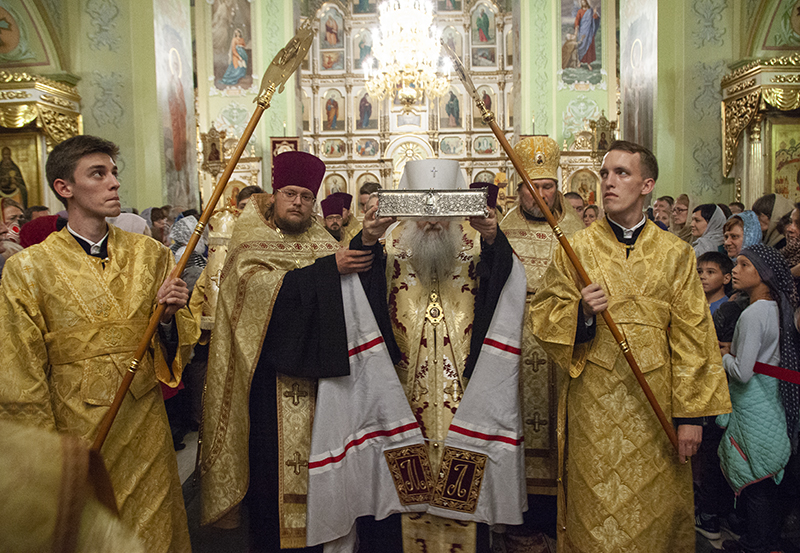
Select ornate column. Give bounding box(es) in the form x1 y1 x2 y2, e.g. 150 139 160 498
746 113 765 209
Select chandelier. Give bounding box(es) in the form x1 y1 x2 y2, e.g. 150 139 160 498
365 0 451 113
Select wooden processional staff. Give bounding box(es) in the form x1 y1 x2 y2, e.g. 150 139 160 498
440 42 679 453
90 21 316 454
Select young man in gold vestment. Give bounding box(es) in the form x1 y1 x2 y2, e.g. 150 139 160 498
0 135 197 552
529 140 731 553
498 137 584 546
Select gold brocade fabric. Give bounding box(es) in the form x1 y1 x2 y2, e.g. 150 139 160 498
340 218 363 246
529 219 731 553
200 194 339 546
385 221 480 552
500 203 584 495
0 420 146 553
0 225 197 553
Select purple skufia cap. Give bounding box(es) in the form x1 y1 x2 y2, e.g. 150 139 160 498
331 192 353 210
321 195 344 218
470 182 499 208
273 151 325 196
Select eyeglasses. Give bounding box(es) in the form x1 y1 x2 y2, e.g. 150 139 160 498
278 189 315 204
672 206 688 213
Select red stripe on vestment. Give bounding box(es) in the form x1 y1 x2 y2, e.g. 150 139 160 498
308 422 420 469
483 337 521 356
754 361 800 385
348 336 385 357
449 424 524 446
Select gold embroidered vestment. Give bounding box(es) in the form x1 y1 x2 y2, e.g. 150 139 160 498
384 221 481 553
529 219 731 553
500 203 584 495
0 225 197 553
200 194 339 548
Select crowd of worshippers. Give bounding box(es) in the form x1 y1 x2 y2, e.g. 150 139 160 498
0 134 799 553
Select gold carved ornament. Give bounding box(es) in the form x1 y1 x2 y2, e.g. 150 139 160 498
722 90 761 176
37 106 81 150
0 103 37 128
762 87 800 111
0 71 82 150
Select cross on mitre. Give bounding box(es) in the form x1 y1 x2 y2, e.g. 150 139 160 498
399 158 466 191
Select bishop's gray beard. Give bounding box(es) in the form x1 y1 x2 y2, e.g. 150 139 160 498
402 220 462 287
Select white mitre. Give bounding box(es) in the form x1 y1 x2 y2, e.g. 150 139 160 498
399 159 466 190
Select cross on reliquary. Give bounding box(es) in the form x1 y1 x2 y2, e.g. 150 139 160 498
431 167 437 178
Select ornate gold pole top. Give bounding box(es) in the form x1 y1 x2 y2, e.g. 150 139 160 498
256 19 315 109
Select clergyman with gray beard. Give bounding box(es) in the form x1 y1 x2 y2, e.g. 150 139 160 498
348 158 528 552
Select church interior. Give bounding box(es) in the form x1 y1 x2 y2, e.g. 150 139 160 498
0 1 800 552
0 0 797 218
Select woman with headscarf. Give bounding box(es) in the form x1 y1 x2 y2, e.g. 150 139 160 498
717 244 800 553
690 203 725 256
723 210 762 262
752 193 795 249
780 203 800 297
168 215 207 271
669 193 695 243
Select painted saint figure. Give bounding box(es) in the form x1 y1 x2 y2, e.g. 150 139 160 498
574 0 600 68
168 51 187 173
325 15 339 47
0 147 28 208
476 9 490 42
221 29 248 85
326 96 339 130
358 94 372 129
358 36 371 66
445 91 460 127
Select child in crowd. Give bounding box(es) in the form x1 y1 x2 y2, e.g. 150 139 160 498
717 244 800 553
698 251 733 315
694 251 735 541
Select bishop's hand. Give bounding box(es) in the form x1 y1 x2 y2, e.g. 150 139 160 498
362 202 395 247
336 248 374 274
468 208 497 245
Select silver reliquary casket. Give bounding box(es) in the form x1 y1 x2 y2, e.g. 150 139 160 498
375 188 490 218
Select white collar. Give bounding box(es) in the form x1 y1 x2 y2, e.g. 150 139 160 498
607 214 646 239
67 223 109 256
